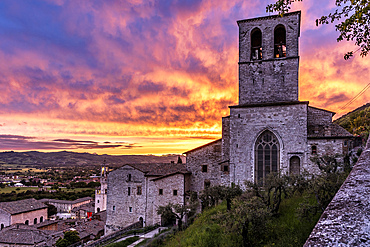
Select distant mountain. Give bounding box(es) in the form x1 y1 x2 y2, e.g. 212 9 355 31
334 102 370 142
0 151 184 168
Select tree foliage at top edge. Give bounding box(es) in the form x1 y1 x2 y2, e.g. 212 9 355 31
267 0 370 60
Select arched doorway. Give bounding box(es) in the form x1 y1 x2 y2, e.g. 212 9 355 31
290 156 300 175
139 217 144 227
255 130 280 185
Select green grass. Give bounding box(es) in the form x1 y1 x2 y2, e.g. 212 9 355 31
162 204 238 247
0 187 93 194
0 187 39 193
161 194 321 247
105 236 140 247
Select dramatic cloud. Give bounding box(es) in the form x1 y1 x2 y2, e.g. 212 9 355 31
0 135 137 150
0 0 368 154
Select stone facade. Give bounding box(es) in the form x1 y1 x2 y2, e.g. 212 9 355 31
0 199 48 229
185 11 353 190
238 12 300 105
105 11 354 235
304 137 370 246
39 197 92 213
105 163 189 235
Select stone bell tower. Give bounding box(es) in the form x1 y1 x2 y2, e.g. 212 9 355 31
95 162 109 213
237 11 301 105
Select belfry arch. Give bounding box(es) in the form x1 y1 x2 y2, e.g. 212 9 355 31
255 130 280 185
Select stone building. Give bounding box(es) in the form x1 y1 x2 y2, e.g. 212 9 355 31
106 11 353 233
185 11 353 190
0 198 48 230
39 197 92 213
95 166 108 213
105 163 190 235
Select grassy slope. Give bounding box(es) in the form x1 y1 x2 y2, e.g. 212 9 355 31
334 103 370 140
162 195 320 247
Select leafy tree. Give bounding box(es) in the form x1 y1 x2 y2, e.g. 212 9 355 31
157 203 189 230
267 0 370 59
245 173 289 215
47 204 58 217
157 196 198 230
219 195 271 247
199 184 242 210
298 154 352 220
56 230 80 247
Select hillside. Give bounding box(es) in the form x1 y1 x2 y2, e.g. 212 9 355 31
0 151 184 168
334 102 370 142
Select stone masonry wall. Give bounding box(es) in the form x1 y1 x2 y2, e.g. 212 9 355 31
146 173 186 226
238 11 300 104
0 209 10 229
229 103 308 187
238 12 300 62
105 165 146 235
186 139 224 193
11 208 48 226
307 106 333 125
304 137 370 246
306 138 347 174
239 58 299 104
222 116 230 161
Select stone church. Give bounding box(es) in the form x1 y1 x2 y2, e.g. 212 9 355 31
105 11 352 234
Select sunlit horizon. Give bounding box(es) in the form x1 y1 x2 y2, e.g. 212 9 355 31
0 0 369 155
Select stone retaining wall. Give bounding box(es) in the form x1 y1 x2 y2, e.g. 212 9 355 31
304 137 370 246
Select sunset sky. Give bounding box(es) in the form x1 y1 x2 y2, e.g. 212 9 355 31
0 0 369 155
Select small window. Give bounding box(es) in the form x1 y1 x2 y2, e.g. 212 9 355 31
344 140 348 147
204 180 211 189
137 186 142 195
128 174 132 181
34 218 37 225
128 187 131 196
311 145 317 154
129 207 133 213
113 206 116 211
159 189 163 195
1 224 3 230
202 165 208 173
97 208 100 213
105 189 107 194
222 165 229 172
173 190 178 196
25 220 29 225
40 216 43 223
97 200 100 203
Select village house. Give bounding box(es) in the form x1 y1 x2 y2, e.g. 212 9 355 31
39 197 93 213
0 198 48 230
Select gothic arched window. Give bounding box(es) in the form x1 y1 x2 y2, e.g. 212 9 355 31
274 25 286 58
251 28 262 60
255 131 279 185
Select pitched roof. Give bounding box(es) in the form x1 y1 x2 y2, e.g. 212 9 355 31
308 123 353 139
125 163 190 177
0 226 51 245
0 198 47 215
183 139 222 154
39 197 92 205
